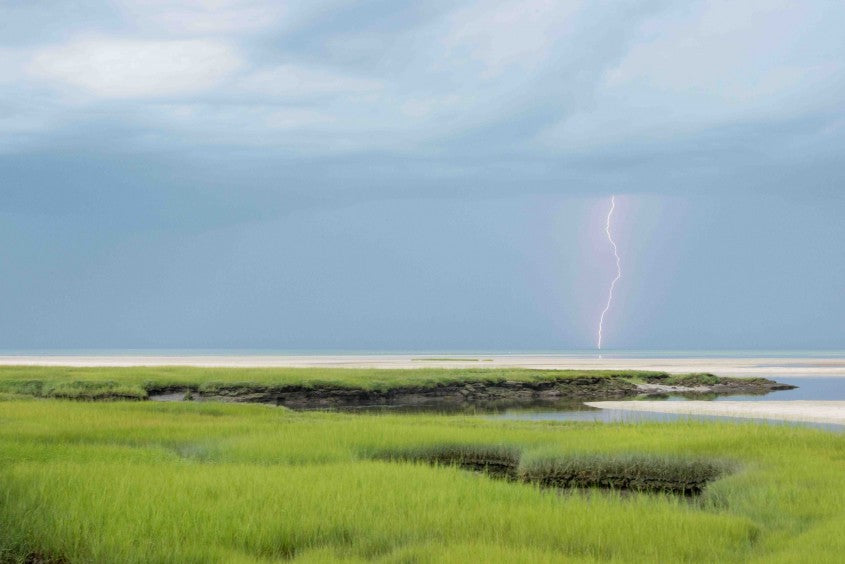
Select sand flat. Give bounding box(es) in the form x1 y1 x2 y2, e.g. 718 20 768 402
585 400 845 426
0 354 843 376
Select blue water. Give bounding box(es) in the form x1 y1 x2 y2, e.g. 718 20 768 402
713 378 845 401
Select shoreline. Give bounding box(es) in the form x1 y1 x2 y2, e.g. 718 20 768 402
147 374 789 409
1 354 844 377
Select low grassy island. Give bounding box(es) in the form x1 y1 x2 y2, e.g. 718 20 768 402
0 366 793 409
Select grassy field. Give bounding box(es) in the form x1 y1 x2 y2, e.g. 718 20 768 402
1 396 844 562
0 366 682 400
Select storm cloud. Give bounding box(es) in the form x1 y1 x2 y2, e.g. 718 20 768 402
1 1 843 349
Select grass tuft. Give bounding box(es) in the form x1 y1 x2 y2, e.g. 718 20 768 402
519 452 729 495
375 445 729 495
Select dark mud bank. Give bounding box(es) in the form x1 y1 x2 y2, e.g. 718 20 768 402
374 444 729 496
148 374 794 409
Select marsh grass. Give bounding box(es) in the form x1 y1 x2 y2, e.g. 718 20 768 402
1 399 843 562
518 452 728 495
373 443 522 479
0 366 667 401
653 373 721 386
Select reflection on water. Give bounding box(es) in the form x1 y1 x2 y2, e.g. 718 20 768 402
713 378 845 401
315 400 595 416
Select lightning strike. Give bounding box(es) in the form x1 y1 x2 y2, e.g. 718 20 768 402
597 195 621 350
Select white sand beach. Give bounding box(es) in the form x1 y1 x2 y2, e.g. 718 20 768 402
0 354 843 377
585 400 845 426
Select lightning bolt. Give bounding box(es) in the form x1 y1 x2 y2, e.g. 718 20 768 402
597 195 621 350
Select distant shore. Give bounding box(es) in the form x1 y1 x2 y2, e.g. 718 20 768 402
0 354 843 376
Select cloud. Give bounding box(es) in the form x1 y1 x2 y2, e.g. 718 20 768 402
539 1 845 152
112 0 348 35
438 0 581 78
0 0 842 198
114 0 286 34
237 64 383 99
28 37 241 98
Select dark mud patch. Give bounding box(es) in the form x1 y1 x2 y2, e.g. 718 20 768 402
374 445 729 497
0 551 69 564
23 553 68 564
519 454 725 496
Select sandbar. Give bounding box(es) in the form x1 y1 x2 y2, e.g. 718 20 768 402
585 400 845 426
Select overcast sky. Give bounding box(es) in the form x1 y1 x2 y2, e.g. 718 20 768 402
1 1 843 351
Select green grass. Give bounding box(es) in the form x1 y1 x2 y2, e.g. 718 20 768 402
518 452 728 495
1 398 844 562
0 365 670 400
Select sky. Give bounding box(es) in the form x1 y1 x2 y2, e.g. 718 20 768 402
1 1 843 351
